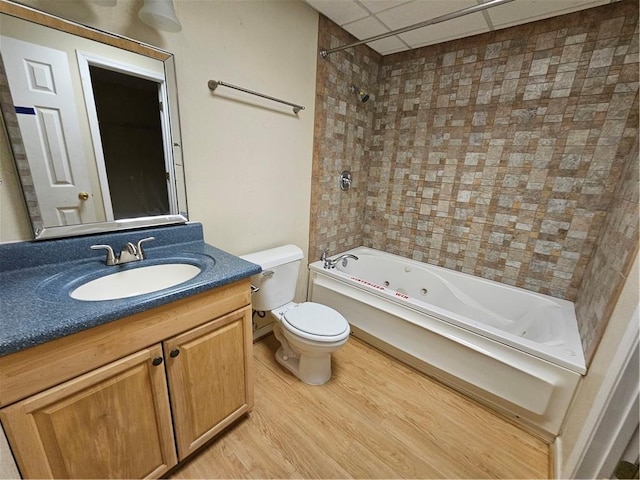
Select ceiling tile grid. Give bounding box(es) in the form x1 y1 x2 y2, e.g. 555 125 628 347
305 0 616 55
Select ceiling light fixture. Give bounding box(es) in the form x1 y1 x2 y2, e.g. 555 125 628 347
138 0 182 32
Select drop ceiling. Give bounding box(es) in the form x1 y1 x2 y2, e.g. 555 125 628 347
303 0 617 56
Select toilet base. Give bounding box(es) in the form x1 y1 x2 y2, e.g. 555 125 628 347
275 346 331 385
269 305 348 386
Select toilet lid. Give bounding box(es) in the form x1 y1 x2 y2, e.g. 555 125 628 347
283 303 348 337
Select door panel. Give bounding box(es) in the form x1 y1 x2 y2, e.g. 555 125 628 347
1 35 98 225
164 307 253 459
0 345 177 479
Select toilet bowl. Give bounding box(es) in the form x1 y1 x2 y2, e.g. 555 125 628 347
241 245 350 385
271 302 349 384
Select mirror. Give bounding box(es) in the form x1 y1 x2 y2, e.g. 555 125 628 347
0 1 188 240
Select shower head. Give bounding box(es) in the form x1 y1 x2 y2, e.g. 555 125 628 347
351 84 370 103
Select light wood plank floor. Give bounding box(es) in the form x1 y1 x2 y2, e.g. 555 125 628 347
168 335 549 479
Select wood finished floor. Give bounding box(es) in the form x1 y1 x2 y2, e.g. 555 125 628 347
168 335 549 479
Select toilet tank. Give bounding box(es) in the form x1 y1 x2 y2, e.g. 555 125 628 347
240 245 303 312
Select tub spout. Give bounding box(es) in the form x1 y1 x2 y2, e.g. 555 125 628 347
324 253 359 269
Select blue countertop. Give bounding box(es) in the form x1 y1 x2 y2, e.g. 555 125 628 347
0 223 261 357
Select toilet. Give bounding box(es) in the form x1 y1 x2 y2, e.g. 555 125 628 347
241 245 350 385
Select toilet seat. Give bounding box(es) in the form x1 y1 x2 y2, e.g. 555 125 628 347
281 302 349 342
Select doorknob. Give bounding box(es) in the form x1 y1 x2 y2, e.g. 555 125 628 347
78 191 89 201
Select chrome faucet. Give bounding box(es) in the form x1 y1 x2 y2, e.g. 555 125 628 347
91 237 155 266
321 249 359 269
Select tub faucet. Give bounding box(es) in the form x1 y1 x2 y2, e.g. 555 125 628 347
91 236 155 266
322 250 359 269
321 249 329 267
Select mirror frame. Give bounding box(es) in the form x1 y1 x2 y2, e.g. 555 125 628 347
0 0 188 240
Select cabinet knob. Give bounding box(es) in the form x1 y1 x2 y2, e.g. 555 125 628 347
170 348 180 358
152 356 164 366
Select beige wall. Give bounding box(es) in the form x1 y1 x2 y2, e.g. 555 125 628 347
558 249 639 476
0 0 319 300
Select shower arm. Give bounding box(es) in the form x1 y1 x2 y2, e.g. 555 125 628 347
320 0 516 58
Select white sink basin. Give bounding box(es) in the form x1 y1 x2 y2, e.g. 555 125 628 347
70 263 201 301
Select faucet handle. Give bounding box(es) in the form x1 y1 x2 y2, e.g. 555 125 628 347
136 237 155 259
91 244 116 266
320 248 328 261
125 242 137 254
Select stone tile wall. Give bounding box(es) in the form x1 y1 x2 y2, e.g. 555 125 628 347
364 1 638 301
309 15 379 261
575 132 639 361
310 1 639 363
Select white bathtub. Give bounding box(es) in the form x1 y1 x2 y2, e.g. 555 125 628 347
308 246 586 438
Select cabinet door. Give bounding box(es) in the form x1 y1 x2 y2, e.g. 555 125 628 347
164 306 253 459
0 345 177 479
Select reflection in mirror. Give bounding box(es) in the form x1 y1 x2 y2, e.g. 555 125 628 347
0 1 187 239
78 52 176 221
88 66 171 219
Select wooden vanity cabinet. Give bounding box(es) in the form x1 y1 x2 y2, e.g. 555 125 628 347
0 280 254 479
165 307 253 460
0 345 177 479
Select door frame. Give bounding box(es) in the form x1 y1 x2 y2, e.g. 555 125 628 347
564 305 639 478
76 51 176 221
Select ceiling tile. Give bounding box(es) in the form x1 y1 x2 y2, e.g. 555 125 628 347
305 0 370 24
366 35 409 55
343 17 407 55
302 0 618 56
376 0 478 30
398 11 489 49
358 0 413 15
343 14 389 36
486 0 612 28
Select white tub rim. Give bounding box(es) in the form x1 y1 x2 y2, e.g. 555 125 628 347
309 246 586 374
